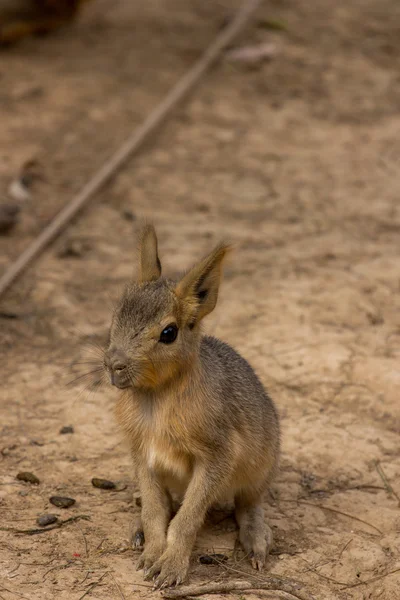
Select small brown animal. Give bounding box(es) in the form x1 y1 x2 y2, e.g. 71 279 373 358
104 225 280 588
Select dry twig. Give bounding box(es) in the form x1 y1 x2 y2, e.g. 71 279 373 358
43 560 74 580
78 571 109 600
0 586 30 600
285 500 382 534
300 558 349 586
76 521 89 558
111 574 127 600
0 515 90 535
338 538 353 559
375 461 400 506
341 567 400 590
162 578 315 600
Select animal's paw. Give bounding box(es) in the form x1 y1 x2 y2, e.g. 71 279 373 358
133 530 145 549
129 517 145 550
144 548 189 589
136 541 166 573
251 552 266 571
240 521 273 571
129 525 145 549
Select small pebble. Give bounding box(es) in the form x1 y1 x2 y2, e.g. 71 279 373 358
91 478 116 490
16 471 40 485
122 209 136 221
199 553 228 565
37 514 58 527
59 425 74 434
196 203 210 213
19 490 29 497
49 496 75 508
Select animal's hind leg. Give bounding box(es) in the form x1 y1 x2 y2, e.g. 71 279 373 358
234 491 273 570
129 515 145 549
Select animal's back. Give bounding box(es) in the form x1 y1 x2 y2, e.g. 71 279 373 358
201 336 279 420
200 336 280 479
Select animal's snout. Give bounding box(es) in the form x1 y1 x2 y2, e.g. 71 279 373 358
105 348 128 370
105 348 131 389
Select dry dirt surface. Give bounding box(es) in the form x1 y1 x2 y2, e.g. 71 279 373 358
1 1 400 599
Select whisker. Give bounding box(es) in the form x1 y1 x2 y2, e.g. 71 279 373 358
72 372 107 407
90 376 106 397
80 346 105 359
82 380 104 405
72 383 97 408
65 368 104 388
57 360 103 369
68 328 107 353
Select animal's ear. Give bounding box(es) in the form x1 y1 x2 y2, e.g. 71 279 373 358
175 243 230 324
138 224 162 283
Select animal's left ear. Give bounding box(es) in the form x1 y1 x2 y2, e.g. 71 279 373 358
175 243 231 324
138 224 162 283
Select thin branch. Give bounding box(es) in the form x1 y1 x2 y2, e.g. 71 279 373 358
341 567 400 590
77 571 91 586
162 578 315 600
76 522 89 558
308 484 385 495
111 574 127 600
375 461 400 506
284 500 382 535
300 558 349 586
43 561 74 580
0 586 31 600
306 570 349 587
78 572 109 600
130 582 154 590
0 515 90 535
338 538 352 559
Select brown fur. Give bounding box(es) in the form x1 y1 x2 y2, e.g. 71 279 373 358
105 225 280 588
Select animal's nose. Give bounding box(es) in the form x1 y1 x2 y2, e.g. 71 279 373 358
105 348 128 373
105 348 131 389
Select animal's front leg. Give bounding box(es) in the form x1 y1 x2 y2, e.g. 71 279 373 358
146 462 231 588
135 464 172 573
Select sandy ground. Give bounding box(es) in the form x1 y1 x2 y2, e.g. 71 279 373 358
1 1 400 599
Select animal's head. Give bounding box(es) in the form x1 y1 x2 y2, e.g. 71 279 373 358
104 225 230 391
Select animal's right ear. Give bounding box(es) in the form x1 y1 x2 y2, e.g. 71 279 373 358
138 224 162 283
175 243 230 325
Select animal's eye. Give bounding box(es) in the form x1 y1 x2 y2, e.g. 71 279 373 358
159 324 178 344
